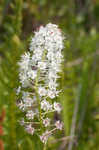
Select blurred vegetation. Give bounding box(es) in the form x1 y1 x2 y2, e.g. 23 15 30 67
0 0 99 150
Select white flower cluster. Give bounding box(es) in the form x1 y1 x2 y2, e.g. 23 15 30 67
17 23 64 144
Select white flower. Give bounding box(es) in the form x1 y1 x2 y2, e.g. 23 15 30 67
38 87 47 97
41 100 52 111
27 70 37 80
16 100 25 111
37 26 47 36
34 35 45 46
55 120 63 130
16 86 21 95
47 90 56 99
19 73 30 87
22 92 30 99
26 110 34 119
48 71 58 80
18 52 30 71
25 124 34 135
56 51 63 59
38 62 47 70
43 118 50 127
50 61 61 72
23 97 33 107
48 79 58 90
17 23 64 142
32 50 43 61
40 131 50 144
53 102 62 113
47 51 54 60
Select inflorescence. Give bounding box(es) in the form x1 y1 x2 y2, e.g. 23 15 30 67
16 23 64 144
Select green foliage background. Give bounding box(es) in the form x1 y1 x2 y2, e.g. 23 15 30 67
0 0 99 150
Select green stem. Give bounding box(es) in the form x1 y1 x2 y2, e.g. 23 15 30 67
43 144 47 150
35 69 42 128
35 50 47 129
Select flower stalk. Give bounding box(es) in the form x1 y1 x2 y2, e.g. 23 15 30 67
16 23 64 145
35 69 43 128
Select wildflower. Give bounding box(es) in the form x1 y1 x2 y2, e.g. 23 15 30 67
17 23 64 144
38 87 47 97
41 100 52 111
18 52 30 71
47 89 56 99
27 70 37 80
53 102 62 113
16 100 25 111
23 97 33 107
25 124 34 135
26 110 35 120
43 118 50 127
38 62 47 70
48 80 58 90
16 86 21 95
40 131 50 144
55 120 63 130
